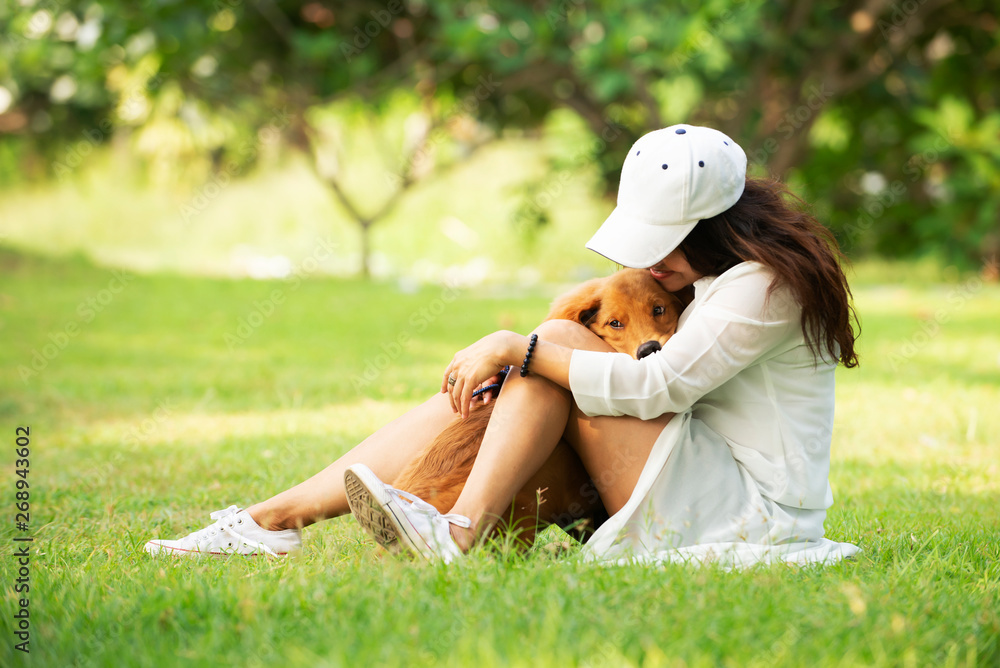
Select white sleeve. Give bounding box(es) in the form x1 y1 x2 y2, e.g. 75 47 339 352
568 265 801 419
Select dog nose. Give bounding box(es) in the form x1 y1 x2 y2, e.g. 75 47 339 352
636 341 661 359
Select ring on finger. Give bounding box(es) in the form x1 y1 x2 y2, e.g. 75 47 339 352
448 375 457 386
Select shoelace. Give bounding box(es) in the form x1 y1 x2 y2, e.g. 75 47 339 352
386 487 472 529
183 505 240 542
209 505 241 522
190 505 281 558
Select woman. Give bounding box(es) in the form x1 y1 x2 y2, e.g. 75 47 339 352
145 124 861 567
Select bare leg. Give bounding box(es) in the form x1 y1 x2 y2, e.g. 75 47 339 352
447 320 673 549
247 392 457 530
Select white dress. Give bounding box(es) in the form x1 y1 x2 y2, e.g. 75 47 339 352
568 261 861 568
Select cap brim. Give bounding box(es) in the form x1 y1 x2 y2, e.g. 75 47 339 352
585 207 698 269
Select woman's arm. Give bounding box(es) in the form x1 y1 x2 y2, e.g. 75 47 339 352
522 338 573 389
442 265 798 420
570 265 801 420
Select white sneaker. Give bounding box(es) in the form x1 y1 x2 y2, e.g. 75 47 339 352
143 505 302 558
344 464 472 563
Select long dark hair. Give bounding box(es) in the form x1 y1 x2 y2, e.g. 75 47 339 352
678 177 860 367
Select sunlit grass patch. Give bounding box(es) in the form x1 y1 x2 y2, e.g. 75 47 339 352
1 251 997 667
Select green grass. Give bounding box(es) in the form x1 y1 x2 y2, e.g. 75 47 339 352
1 248 998 667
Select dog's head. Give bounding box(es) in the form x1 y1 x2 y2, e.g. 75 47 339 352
545 268 684 359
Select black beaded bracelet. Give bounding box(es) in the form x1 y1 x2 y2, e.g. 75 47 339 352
519 333 538 377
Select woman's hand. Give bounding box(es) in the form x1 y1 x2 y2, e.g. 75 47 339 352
443 331 525 418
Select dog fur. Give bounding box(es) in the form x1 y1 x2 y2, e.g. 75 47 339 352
392 268 684 545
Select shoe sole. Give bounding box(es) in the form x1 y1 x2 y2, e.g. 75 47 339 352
143 542 285 559
344 464 433 560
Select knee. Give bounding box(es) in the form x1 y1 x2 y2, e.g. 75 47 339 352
533 319 611 352
533 319 590 343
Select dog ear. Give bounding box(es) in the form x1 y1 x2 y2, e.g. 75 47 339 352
545 276 606 325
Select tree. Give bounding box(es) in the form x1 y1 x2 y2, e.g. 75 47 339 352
1 0 997 269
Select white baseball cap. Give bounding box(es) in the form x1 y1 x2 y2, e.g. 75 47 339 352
586 124 748 268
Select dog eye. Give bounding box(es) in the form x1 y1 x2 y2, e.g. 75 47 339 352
609 320 623 329
653 306 665 316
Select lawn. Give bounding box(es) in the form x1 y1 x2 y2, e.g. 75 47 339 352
1 248 998 667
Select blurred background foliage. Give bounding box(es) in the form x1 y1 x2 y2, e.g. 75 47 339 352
1 0 998 278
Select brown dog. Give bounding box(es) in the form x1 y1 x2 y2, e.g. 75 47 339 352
392 268 684 546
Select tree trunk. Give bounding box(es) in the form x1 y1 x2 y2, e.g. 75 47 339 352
360 221 371 279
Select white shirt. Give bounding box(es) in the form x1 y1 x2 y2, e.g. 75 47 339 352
569 261 837 514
